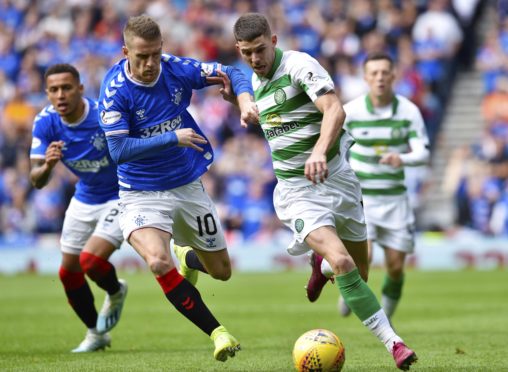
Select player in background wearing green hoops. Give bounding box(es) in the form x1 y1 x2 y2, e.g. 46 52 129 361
211 12 418 371
338 52 430 320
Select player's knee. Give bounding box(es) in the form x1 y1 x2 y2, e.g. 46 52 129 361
327 254 356 274
146 255 172 276
79 251 96 276
387 265 404 280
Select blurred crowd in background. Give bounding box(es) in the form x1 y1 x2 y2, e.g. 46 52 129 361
445 0 508 236
0 0 498 245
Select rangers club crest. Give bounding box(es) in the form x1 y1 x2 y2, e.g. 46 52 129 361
90 132 106 151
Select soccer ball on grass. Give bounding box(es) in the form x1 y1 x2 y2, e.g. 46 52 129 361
292 329 345 372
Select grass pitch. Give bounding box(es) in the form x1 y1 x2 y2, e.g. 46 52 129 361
1 268 507 371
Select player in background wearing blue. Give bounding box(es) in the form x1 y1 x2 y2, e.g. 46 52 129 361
30 64 128 352
98 15 258 362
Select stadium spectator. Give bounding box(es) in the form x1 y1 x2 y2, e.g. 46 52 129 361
338 52 430 320
231 13 417 370
0 0 482 242
29 63 127 352
98 15 257 362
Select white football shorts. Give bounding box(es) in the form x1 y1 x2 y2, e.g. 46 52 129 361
363 194 415 253
274 168 367 256
118 179 226 252
60 197 123 255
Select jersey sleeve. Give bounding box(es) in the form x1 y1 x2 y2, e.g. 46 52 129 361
342 101 354 131
408 104 430 146
290 52 335 102
163 54 252 95
400 103 430 166
162 55 214 90
30 109 52 159
98 67 131 137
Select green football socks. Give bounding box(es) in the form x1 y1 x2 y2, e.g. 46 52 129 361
335 268 381 321
381 274 404 319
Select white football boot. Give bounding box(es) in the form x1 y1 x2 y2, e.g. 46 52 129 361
96 279 128 333
71 329 111 353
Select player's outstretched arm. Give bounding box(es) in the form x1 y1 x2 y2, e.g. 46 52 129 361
30 140 64 189
106 129 208 164
207 70 259 127
106 132 178 164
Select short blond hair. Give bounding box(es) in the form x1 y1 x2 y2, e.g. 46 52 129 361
123 15 161 46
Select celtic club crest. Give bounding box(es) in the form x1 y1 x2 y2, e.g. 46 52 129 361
274 88 286 105
295 218 304 233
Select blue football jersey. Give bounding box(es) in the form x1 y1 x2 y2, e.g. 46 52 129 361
30 98 119 204
98 54 249 191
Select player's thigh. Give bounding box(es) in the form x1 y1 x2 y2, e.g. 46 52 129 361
129 227 175 271
60 198 101 255
194 248 231 278
305 226 356 274
172 180 227 253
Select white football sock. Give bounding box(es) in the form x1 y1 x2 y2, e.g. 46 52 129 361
382 294 399 319
320 258 334 278
362 309 403 352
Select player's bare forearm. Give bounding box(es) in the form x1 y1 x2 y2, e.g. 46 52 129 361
30 160 54 189
237 92 259 127
314 94 345 154
30 141 63 188
306 93 345 184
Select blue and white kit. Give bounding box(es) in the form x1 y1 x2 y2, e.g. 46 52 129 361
98 55 253 191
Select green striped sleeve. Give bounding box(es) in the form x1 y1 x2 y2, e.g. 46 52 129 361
347 119 410 130
355 170 405 181
361 185 407 196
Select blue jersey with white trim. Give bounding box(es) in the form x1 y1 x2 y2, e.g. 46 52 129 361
30 98 119 204
98 55 248 191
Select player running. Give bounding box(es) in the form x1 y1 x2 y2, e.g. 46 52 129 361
224 13 418 370
30 64 127 352
98 15 258 362
338 52 430 320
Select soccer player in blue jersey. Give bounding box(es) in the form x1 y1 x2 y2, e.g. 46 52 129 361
30 64 128 353
98 15 258 362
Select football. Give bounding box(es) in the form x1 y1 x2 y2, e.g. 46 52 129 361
292 329 345 372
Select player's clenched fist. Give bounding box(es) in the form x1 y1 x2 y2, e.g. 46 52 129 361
239 99 259 128
175 128 208 152
45 140 64 167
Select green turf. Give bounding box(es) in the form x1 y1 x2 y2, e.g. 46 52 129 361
1 269 507 371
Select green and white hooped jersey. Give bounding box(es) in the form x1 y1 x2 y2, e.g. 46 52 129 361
254 48 353 187
343 94 429 196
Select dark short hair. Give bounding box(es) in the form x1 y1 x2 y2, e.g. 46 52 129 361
123 15 161 45
363 52 394 68
44 64 80 82
233 13 271 42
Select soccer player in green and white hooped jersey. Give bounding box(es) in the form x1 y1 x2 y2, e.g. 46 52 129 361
338 52 430 321
224 13 418 370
